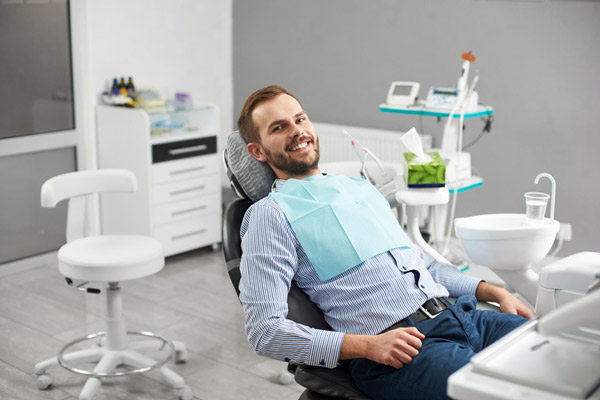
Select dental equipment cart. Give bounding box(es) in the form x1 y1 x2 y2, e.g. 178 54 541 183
380 103 492 256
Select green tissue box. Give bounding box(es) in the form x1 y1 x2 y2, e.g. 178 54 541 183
404 152 446 187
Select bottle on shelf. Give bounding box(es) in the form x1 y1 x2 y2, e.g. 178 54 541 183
126 77 136 99
111 78 119 96
119 77 127 96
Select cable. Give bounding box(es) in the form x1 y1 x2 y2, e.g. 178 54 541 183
342 129 385 183
440 74 480 256
462 103 493 150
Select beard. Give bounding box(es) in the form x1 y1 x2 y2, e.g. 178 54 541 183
263 137 320 176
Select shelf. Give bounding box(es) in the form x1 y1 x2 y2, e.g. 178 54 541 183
150 128 216 145
447 176 483 194
146 104 215 115
379 103 494 119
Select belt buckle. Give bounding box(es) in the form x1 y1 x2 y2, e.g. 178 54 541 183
419 305 440 319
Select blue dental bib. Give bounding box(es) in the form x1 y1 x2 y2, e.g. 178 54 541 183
271 174 411 281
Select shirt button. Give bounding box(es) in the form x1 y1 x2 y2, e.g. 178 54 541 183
320 359 326 366
402 266 408 270
420 284 425 289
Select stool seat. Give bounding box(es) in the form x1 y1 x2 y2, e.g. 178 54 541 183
58 235 164 282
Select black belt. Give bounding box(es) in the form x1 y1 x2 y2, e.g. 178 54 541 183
382 297 451 333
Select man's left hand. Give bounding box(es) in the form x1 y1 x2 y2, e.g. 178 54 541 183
475 281 536 319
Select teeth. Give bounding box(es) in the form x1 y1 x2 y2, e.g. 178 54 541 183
290 142 308 151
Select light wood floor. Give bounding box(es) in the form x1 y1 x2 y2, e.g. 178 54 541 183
0 246 305 400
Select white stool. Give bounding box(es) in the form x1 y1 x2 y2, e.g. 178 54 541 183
34 170 193 400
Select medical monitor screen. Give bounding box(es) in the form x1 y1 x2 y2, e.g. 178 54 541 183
0 1 74 139
393 85 412 96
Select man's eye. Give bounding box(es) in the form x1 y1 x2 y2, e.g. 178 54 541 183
272 126 282 132
296 117 305 123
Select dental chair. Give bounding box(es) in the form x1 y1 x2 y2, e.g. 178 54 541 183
34 169 193 400
222 131 371 400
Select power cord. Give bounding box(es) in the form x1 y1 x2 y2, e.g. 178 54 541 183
463 103 493 150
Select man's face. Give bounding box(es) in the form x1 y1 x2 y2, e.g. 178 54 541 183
247 94 320 180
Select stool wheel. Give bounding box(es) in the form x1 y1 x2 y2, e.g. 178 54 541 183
175 348 188 364
36 374 54 390
176 385 194 400
278 369 294 385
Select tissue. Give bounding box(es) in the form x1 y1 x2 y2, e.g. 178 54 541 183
401 128 432 164
401 128 446 187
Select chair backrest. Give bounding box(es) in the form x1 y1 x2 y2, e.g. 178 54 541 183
223 131 276 202
41 169 137 242
222 198 332 331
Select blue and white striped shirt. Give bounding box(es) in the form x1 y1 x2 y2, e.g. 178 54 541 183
239 179 481 368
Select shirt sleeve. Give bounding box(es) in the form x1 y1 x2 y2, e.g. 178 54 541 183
416 245 482 297
239 200 345 368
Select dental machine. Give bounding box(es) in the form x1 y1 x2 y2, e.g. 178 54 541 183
449 172 600 399
386 81 421 106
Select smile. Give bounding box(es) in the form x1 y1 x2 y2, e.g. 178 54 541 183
290 142 309 151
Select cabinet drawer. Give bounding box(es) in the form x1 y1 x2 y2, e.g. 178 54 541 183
151 154 220 184
152 135 217 163
153 213 221 257
152 194 221 225
152 174 220 205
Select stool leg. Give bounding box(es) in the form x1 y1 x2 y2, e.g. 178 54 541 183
78 351 121 400
35 347 106 375
121 350 185 389
104 283 127 350
129 339 186 353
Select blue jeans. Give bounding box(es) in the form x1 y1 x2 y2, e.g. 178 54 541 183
349 295 527 400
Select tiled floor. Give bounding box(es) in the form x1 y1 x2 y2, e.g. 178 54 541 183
0 247 305 400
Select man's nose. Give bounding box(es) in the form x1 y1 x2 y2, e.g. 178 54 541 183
290 124 302 138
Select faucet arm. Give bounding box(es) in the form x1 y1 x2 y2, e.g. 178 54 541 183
534 173 556 221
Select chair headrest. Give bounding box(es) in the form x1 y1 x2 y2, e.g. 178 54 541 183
224 131 277 202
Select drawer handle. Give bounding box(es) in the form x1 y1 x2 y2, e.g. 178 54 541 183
171 205 207 217
168 144 208 155
170 185 205 196
170 166 206 176
172 229 207 241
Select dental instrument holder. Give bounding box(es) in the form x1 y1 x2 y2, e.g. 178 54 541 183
386 183 451 264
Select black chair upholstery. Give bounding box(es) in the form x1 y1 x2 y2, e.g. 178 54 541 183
221 198 371 400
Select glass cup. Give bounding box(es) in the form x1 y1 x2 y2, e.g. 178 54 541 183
524 192 550 223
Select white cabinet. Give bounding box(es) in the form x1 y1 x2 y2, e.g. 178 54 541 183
96 104 221 256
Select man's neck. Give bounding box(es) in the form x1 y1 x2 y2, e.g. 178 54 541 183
275 167 322 181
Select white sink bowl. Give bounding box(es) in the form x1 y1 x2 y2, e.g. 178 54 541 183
454 213 560 271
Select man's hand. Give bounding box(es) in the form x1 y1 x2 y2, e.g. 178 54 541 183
340 327 425 369
476 281 536 319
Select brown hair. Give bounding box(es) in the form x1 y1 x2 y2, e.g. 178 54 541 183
237 85 300 144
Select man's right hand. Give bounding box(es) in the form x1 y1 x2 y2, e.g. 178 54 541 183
340 327 425 369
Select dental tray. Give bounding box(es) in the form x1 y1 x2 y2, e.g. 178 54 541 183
469 322 600 399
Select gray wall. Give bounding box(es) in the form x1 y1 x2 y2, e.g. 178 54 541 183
233 0 600 255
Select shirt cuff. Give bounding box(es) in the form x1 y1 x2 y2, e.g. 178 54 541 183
450 273 482 297
306 330 345 368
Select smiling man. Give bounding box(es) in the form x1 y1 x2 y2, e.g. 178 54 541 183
239 87 321 180
236 85 533 400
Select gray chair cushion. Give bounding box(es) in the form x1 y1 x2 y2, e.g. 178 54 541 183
225 131 277 202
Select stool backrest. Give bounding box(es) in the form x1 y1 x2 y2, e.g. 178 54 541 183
41 169 137 242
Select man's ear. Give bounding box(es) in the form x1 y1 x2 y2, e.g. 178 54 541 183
247 142 268 162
